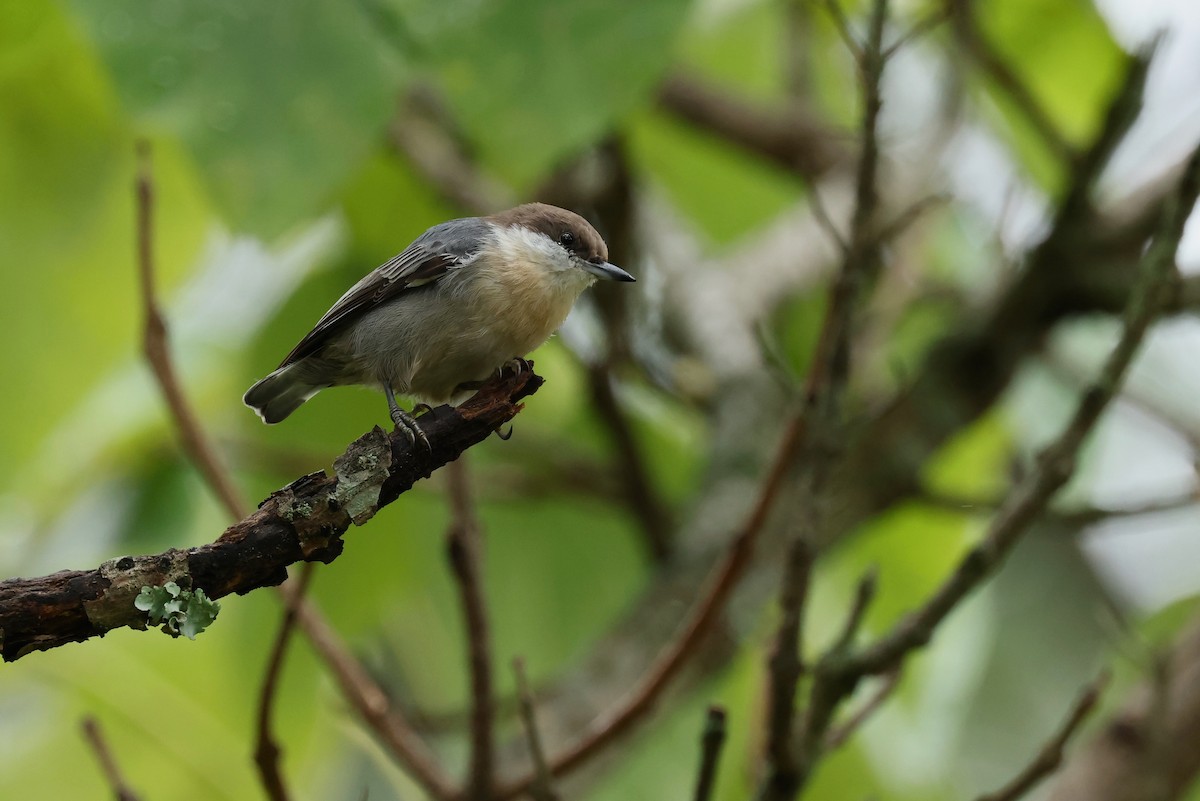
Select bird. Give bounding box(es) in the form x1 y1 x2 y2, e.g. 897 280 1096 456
243 202 635 446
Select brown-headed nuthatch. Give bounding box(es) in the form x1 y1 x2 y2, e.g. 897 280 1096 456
244 203 635 445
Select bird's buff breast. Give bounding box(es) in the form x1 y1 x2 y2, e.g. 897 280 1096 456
348 246 592 403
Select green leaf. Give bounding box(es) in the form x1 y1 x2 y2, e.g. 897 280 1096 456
627 109 802 244
972 0 1125 189
69 0 406 235
425 0 690 187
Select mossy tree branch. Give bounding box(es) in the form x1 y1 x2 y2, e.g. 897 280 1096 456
0 368 541 663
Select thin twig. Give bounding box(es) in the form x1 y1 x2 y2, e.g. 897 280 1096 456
945 0 1076 167
1057 42 1157 225
657 73 850 181
587 364 673 564
291 599 459 799
773 83 1200 801
848 0 889 260
783 0 812 103
788 570 880 779
832 570 880 656
919 486 1200 528
513 658 560 801
81 717 141 801
446 457 495 800
693 706 728 801
974 672 1110 801
758 2 891 798
763 539 815 781
807 184 850 254
821 0 865 63
823 668 901 750
255 563 315 801
135 141 248 521
388 84 512 215
870 194 949 248
881 6 949 61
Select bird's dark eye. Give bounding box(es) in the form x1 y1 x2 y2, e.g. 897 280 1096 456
558 231 576 249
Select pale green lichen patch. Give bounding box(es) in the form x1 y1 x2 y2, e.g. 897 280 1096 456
278 493 315 522
135 582 221 640
332 426 393 525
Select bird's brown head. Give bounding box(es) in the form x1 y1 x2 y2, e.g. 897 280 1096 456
488 203 635 283
489 202 627 277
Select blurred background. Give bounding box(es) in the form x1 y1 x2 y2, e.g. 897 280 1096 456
3 0 1200 798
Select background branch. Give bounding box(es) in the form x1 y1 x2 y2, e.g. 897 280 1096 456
254 563 314 801
693 706 728 801
446 457 495 799
136 141 248 520
514 658 560 801
975 672 1109 801
786 138 1199 793
759 2 892 795
81 717 142 801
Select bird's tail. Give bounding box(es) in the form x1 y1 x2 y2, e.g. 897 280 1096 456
243 363 323 424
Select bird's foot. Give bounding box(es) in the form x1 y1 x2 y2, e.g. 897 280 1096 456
500 357 532 377
494 423 514 441
390 406 431 452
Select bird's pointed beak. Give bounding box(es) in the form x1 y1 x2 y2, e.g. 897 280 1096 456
582 260 636 282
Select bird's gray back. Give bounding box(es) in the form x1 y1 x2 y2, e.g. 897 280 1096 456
277 216 493 367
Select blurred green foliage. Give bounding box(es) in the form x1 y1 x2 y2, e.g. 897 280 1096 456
973 0 1123 189
0 0 1187 799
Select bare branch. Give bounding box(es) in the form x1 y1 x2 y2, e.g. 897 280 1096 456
1057 43 1157 225
974 673 1109 801
791 570 879 774
763 539 815 780
0 368 542 662
694 706 728 801
135 141 248 521
759 1 892 795
807 184 850 254
389 84 512 215
821 0 865 62
254 564 314 801
945 0 1076 167
445 457 495 800
823 668 901 750
289 598 459 800
851 143 1199 678
514 658 560 801
881 6 950 61
81 717 142 801
657 73 850 181
587 364 673 563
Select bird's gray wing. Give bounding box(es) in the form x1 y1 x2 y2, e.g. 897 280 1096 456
278 217 489 367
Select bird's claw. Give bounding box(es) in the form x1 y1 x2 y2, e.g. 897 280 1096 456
390 407 432 453
499 357 532 378
494 424 514 441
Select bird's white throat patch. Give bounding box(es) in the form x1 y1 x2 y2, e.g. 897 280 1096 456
490 222 577 275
